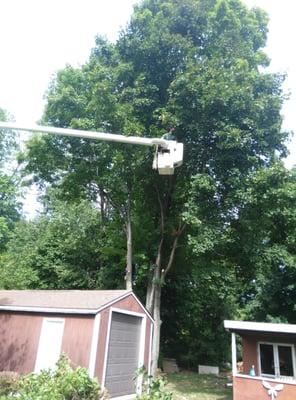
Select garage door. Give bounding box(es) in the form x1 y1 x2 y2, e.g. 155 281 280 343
104 311 143 397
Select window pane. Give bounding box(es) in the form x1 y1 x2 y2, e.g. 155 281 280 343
278 346 294 377
260 344 275 375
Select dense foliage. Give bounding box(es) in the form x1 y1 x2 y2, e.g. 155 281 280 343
0 108 20 251
236 164 296 322
0 372 19 398
0 356 103 400
1 0 295 369
137 368 172 400
0 199 125 289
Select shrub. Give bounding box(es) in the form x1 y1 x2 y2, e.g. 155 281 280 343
2 355 105 400
136 368 172 400
0 372 19 397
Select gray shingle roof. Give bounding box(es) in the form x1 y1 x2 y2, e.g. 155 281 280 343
0 290 130 312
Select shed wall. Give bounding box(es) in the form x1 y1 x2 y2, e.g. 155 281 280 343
61 315 94 368
0 312 42 374
241 333 296 375
242 336 258 374
0 294 152 387
0 312 94 374
94 294 152 381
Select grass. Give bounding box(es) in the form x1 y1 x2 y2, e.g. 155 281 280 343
166 371 233 400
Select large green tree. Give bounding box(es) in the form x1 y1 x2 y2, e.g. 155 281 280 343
232 164 296 322
21 0 289 372
0 198 126 289
0 108 20 250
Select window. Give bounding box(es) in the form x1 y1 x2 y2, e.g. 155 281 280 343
259 342 295 379
260 344 275 375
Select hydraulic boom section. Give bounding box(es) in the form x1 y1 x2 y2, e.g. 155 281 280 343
0 122 183 175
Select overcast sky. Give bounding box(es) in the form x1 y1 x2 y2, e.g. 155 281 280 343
244 0 296 168
0 0 138 124
0 0 295 216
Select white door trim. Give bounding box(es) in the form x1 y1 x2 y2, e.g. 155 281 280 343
34 317 65 372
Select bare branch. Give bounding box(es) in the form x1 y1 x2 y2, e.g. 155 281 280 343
163 222 186 278
155 185 165 235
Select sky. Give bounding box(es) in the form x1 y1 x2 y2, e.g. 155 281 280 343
0 0 295 216
0 0 138 124
244 0 296 169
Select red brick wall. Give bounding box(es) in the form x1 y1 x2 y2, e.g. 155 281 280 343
234 375 296 400
242 336 258 375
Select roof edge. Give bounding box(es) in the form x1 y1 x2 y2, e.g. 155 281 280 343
0 290 133 315
224 320 296 334
0 291 155 322
130 292 155 323
0 305 97 315
95 291 154 323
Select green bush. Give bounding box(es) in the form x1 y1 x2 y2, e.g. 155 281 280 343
137 368 172 400
0 372 19 397
1 355 105 400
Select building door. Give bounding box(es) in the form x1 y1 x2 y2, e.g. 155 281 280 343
104 311 143 397
35 318 64 372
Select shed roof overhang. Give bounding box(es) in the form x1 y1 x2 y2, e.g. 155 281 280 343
224 320 296 336
0 290 154 322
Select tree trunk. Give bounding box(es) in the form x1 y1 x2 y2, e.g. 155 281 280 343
146 278 154 314
99 187 106 223
149 235 163 376
151 277 161 377
125 195 133 291
148 224 185 377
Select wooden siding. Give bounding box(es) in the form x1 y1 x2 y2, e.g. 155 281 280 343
61 315 94 368
144 317 152 368
0 312 94 374
94 294 152 382
95 307 109 380
234 375 296 400
0 312 42 374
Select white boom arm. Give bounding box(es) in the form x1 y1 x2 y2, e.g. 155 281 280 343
0 122 183 175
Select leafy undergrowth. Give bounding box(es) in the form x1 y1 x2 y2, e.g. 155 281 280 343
0 355 106 400
166 372 232 400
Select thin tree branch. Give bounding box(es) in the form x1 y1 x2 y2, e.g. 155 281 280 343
163 222 186 278
155 185 165 236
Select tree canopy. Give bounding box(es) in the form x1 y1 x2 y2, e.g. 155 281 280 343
5 0 294 369
0 108 20 250
0 199 126 289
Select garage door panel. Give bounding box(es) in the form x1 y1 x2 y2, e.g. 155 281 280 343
105 312 143 397
112 343 139 352
107 351 139 361
105 363 137 376
108 338 139 346
106 355 140 365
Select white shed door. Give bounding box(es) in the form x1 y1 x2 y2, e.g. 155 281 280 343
35 318 64 372
105 312 142 397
